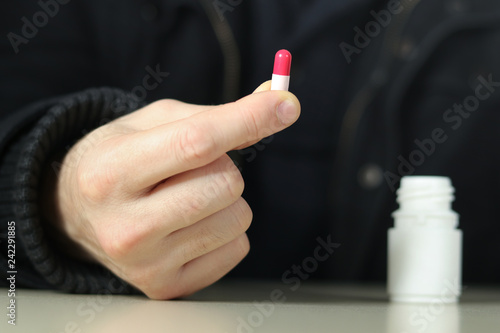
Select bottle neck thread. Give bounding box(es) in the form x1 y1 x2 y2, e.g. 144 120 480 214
392 176 458 229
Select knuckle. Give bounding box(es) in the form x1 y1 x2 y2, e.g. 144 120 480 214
231 198 253 234
231 234 250 261
149 99 183 114
237 102 261 139
76 135 136 201
100 239 128 262
214 157 245 199
129 272 171 300
175 122 215 164
126 267 153 289
76 163 117 202
99 231 140 262
124 262 183 300
173 191 210 223
175 157 245 222
187 227 218 260
151 98 175 108
75 136 129 201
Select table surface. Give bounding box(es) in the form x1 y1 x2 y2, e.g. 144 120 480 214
1 281 499 333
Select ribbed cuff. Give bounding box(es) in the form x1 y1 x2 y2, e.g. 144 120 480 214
8 87 143 294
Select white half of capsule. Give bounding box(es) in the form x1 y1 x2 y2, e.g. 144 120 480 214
271 74 290 91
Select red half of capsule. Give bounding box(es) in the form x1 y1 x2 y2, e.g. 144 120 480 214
273 49 292 76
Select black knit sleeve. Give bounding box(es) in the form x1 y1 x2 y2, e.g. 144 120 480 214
0 87 143 294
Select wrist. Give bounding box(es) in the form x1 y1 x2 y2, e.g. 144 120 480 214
40 149 95 262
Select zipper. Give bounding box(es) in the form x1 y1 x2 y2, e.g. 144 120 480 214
198 0 242 102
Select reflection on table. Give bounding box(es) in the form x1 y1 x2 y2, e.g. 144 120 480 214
1 281 498 333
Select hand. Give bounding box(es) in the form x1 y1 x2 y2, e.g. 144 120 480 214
44 82 301 299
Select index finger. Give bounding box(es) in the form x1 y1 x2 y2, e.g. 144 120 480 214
123 90 301 190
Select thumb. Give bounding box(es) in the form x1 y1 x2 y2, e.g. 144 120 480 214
253 81 272 94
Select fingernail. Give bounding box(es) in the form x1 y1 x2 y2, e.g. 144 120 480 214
276 99 299 125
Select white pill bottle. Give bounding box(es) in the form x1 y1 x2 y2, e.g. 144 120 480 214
388 176 462 303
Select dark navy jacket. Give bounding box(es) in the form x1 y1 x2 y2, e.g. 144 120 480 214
1 0 499 293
